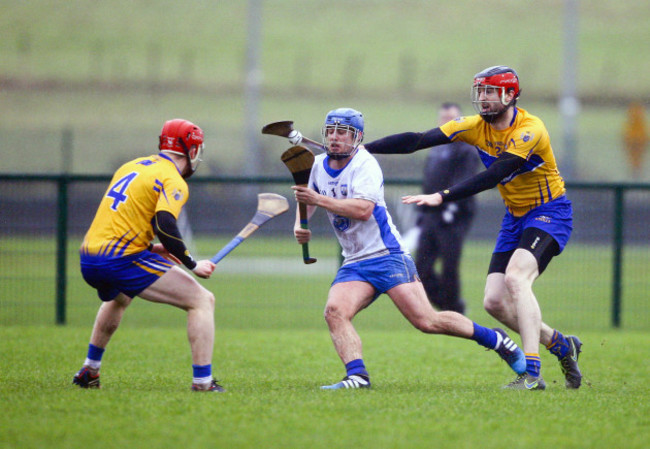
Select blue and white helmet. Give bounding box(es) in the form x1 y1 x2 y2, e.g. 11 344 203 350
321 108 364 160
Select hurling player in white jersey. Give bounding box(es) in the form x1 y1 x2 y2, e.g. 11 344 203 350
291 108 527 390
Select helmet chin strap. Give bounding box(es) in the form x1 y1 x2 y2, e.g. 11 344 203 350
177 137 201 178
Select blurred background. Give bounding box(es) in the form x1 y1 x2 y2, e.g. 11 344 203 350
1 0 649 180
0 1 648 329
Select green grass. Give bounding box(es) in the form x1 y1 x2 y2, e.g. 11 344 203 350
1 326 649 449
1 236 649 448
1 4 650 445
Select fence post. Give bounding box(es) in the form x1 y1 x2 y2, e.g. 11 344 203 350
55 175 68 325
611 186 624 328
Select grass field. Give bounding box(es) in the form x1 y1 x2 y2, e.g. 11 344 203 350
1 2 649 447
1 238 649 448
2 326 649 449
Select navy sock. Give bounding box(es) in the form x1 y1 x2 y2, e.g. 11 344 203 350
546 330 570 359
84 344 105 369
87 343 105 361
192 364 212 379
192 364 212 384
345 359 368 377
525 353 541 377
471 323 498 349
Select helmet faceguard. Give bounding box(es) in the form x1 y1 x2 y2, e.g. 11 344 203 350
321 108 364 160
471 66 520 123
159 119 205 177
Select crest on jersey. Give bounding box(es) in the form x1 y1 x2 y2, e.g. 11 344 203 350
340 184 348 197
172 188 184 201
333 214 350 231
521 131 534 143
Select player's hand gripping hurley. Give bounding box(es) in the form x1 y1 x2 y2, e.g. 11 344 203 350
210 193 289 264
281 145 317 264
262 121 325 154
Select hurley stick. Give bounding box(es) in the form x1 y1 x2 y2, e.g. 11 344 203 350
281 145 317 264
210 193 289 264
262 121 325 154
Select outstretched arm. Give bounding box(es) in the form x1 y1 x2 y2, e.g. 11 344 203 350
364 128 451 154
403 152 527 206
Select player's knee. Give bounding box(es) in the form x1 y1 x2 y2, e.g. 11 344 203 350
483 288 506 318
198 289 215 312
324 303 348 323
484 295 503 318
411 314 444 334
413 319 436 333
503 271 529 296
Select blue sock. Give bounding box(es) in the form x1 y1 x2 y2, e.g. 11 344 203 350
471 323 498 349
345 359 368 377
192 364 212 383
84 344 105 369
87 343 105 361
526 354 541 377
546 330 570 359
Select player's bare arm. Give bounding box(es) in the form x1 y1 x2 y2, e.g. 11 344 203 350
292 186 374 221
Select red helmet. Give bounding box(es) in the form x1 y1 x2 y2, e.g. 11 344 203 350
471 66 520 120
472 66 520 101
159 119 204 175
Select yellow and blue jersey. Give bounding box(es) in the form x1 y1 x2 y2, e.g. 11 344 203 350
440 108 565 217
81 154 188 258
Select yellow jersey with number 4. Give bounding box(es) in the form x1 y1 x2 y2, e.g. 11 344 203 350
440 107 565 217
81 154 188 257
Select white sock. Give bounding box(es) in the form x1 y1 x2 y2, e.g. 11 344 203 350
84 358 101 370
193 376 212 385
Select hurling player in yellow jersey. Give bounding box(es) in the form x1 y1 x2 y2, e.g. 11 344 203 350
364 66 582 390
73 119 223 392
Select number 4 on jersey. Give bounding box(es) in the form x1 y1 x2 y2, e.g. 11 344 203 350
106 172 138 211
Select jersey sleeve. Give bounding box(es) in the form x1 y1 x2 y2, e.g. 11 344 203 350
439 115 483 144
155 175 189 218
349 158 382 204
309 155 323 193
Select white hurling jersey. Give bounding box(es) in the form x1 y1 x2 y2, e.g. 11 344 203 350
309 148 408 264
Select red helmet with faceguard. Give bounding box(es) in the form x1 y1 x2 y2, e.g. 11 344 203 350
159 119 204 176
471 66 520 121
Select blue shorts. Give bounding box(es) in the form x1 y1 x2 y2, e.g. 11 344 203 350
332 253 419 301
80 250 174 301
494 196 573 254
